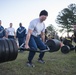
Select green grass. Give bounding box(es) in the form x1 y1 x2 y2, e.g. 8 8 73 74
0 50 76 75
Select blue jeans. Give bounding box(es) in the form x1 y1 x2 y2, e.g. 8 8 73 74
28 35 47 63
18 37 25 47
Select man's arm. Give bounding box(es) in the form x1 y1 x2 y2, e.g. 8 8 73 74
25 29 33 49
41 32 45 43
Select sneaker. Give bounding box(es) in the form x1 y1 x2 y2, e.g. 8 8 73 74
38 59 45 64
26 62 35 67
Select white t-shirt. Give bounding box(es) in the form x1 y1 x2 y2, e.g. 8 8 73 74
28 18 45 37
7 27 15 36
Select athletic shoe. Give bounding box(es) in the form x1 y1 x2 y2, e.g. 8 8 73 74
38 59 45 64
26 62 35 67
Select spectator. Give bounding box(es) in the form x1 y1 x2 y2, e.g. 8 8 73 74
0 20 6 38
16 23 26 52
6 23 16 40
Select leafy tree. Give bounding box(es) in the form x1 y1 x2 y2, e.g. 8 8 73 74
46 24 55 32
46 24 58 38
68 3 76 24
56 3 76 36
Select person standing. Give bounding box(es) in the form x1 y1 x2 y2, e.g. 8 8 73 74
6 23 16 40
16 23 26 52
0 20 6 38
25 10 48 67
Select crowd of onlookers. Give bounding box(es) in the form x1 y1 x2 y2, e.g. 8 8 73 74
60 35 73 42
45 28 76 44
0 20 26 52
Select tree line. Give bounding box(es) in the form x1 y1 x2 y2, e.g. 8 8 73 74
46 3 76 38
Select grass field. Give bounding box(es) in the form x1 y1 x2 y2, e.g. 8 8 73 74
0 50 76 75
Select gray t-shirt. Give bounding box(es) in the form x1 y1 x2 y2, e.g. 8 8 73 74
28 18 45 37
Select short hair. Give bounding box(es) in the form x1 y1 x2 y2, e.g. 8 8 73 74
39 10 48 16
19 23 22 25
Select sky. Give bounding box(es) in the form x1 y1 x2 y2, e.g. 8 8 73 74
0 0 76 37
